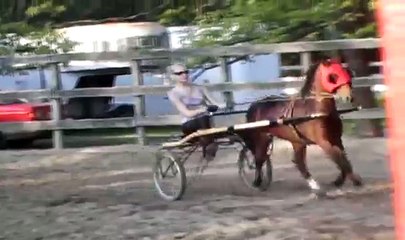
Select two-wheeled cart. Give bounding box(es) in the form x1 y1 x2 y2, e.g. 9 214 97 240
152 106 361 201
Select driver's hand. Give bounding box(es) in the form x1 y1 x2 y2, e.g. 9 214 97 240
195 106 207 115
207 105 219 112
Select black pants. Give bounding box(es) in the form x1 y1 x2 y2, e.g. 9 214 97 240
181 115 211 136
181 115 217 160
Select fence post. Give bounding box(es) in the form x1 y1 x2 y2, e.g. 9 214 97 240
220 57 234 110
39 66 46 89
50 63 63 149
131 60 146 145
300 52 311 73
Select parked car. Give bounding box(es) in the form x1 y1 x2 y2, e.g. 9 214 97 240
0 98 51 148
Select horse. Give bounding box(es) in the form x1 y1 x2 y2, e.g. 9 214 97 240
238 57 363 195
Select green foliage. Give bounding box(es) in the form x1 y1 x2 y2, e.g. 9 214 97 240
189 0 377 47
0 0 377 67
159 6 196 26
0 1 77 57
25 1 66 18
160 0 377 67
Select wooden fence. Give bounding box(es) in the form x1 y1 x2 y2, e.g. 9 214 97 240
0 38 385 149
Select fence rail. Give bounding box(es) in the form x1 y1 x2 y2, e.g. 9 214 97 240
0 108 386 133
0 38 381 66
0 38 385 148
0 75 382 100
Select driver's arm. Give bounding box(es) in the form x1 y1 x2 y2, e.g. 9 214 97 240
168 91 206 118
200 86 226 109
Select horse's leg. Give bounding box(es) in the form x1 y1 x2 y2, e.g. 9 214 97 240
205 141 218 162
335 140 363 187
318 139 363 187
252 133 272 188
291 142 322 193
200 136 217 162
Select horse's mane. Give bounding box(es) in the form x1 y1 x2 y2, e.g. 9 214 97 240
248 57 349 104
299 61 321 98
253 60 323 102
246 62 321 120
298 57 354 98
248 64 320 104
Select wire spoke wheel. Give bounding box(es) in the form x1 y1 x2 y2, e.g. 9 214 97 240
153 150 186 201
238 146 273 191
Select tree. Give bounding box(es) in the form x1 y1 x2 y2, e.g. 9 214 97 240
0 1 77 56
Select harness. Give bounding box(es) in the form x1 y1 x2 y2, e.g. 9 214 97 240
281 97 303 142
281 92 335 143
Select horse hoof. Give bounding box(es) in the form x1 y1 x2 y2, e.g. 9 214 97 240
252 181 260 188
324 188 345 199
353 178 363 187
350 174 363 187
252 179 262 188
331 176 345 187
312 189 327 198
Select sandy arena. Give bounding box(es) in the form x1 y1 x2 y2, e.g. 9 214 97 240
0 137 394 240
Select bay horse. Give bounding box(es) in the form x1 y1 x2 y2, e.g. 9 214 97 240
239 57 363 194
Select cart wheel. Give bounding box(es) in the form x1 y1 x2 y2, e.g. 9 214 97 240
153 150 187 201
238 146 273 191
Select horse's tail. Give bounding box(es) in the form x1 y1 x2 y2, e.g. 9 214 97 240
235 128 255 153
235 102 260 153
245 101 259 123
240 100 276 154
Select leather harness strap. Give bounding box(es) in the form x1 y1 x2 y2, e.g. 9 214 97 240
282 96 303 141
282 93 332 143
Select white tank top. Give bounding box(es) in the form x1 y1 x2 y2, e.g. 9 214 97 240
168 85 206 123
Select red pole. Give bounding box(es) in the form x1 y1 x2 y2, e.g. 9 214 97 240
376 1 405 239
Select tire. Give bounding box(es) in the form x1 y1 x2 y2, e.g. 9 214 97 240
238 146 273 191
7 138 34 148
0 132 6 149
153 150 187 201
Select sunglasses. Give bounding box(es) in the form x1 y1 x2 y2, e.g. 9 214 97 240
173 70 189 75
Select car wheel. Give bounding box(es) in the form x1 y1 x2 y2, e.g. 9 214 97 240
0 132 7 149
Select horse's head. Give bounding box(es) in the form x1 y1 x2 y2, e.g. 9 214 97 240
314 58 353 103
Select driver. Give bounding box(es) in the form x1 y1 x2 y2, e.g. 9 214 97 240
166 63 225 161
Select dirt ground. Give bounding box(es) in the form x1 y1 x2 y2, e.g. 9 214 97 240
0 137 394 240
